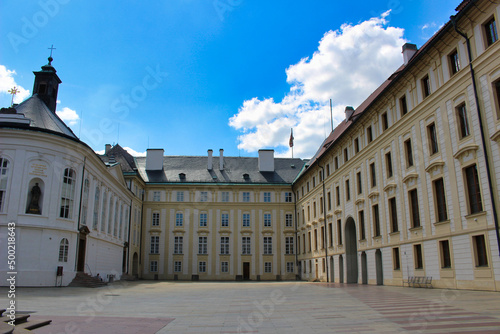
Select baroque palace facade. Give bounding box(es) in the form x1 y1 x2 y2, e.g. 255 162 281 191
294 0 500 291
1 0 499 290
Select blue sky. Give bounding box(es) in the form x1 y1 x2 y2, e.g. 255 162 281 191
1 0 460 158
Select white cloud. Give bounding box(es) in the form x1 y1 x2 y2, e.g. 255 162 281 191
124 147 146 157
56 107 80 126
0 65 30 105
229 13 406 158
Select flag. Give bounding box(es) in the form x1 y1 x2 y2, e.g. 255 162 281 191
289 128 294 148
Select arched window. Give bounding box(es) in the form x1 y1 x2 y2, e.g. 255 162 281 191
92 186 100 230
0 158 11 212
108 197 114 234
101 191 107 232
60 168 76 219
59 238 69 262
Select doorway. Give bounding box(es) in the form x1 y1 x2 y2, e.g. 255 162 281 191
77 237 86 272
375 249 383 285
339 255 344 283
330 257 334 283
345 218 358 283
243 262 250 280
361 251 368 284
132 252 138 277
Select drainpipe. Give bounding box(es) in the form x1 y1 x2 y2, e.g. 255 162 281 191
75 157 86 272
127 198 132 274
318 165 329 283
451 15 500 256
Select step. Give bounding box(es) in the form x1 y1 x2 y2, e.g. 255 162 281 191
2 315 29 326
0 321 14 334
15 319 52 331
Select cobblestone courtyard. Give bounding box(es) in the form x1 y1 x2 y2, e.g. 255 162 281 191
2 281 500 333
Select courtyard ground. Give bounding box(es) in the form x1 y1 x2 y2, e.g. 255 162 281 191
1 281 500 333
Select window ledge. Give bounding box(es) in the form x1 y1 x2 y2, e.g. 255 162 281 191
465 211 487 219
389 231 400 236
372 235 382 240
433 220 450 226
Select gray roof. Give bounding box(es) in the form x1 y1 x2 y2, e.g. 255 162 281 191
4 95 78 139
99 144 138 173
136 156 306 184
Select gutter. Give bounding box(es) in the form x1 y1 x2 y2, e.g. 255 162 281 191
451 13 500 257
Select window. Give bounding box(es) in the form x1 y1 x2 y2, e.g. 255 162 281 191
297 236 301 254
199 261 206 273
200 191 208 202
303 233 306 253
286 262 294 273
242 213 250 227
221 213 229 227
320 226 325 249
174 236 183 254
400 94 408 116
176 212 183 226
422 75 431 98
220 236 229 255
345 179 350 201
313 202 317 218
307 182 310 192
414 244 423 269
264 213 271 227
221 191 229 202
107 199 114 234
381 112 389 131
58 238 69 262
101 192 107 232
449 49 460 75
495 80 500 119
337 219 342 245
285 213 293 227
314 229 318 250
473 235 488 267
465 164 483 214
484 17 498 47
150 236 159 254
198 236 208 254
334 156 339 170
456 103 470 138
336 186 340 206
389 197 398 233
434 178 448 222
373 204 381 237
199 213 207 227
327 192 332 211
174 261 182 272
370 163 376 187
150 261 158 272
319 197 323 214
393 247 400 270
285 192 292 202
242 237 251 254
285 236 294 255
354 138 359 153
242 192 250 202
344 147 349 163
357 172 362 195
221 261 229 273
367 126 373 143
428 123 439 154
308 231 312 252
409 189 420 228
60 168 76 219
385 152 393 178
153 191 160 201
405 139 413 168
92 186 100 230
264 262 272 273
263 237 272 254
152 212 160 226
328 223 333 247
81 179 90 226
440 240 452 268
176 191 184 202
359 210 366 240
312 177 316 188
326 164 330 176
263 192 271 202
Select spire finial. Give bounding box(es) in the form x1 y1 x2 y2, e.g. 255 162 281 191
48 44 56 65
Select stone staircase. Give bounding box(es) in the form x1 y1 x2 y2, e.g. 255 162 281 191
0 309 51 333
68 272 107 288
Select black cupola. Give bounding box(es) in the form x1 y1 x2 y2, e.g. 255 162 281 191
32 56 61 113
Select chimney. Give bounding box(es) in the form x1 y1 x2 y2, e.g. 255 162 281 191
402 43 418 65
105 144 112 154
207 149 213 170
258 149 275 172
345 106 355 121
146 148 164 171
219 149 224 170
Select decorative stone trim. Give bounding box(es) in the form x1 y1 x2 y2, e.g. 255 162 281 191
425 161 445 175
402 173 418 185
490 129 500 143
383 183 397 193
355 198 365 206
368 191 379 200
453 144 479 164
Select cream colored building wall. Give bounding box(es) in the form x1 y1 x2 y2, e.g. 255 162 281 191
294 0 500 291
141 185 296 281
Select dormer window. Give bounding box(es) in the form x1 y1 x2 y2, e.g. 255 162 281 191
179 173 186 181
243 173 249 181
